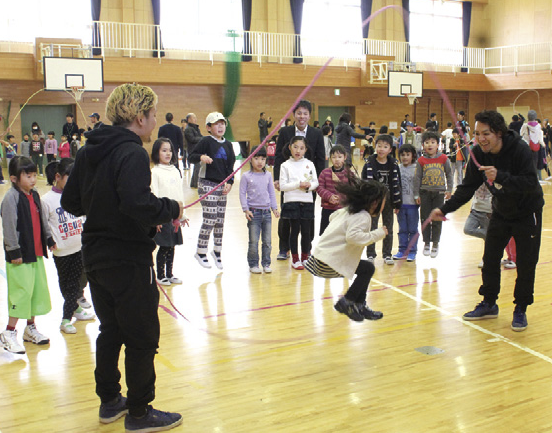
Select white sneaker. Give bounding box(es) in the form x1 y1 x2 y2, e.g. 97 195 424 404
263 266 272 274
23 324 49 345
60 321 77 334
384 256 394 265
74 310 96 321
500 259 509 265
249 266 262 274
210 251 223 270
291 261 304 270
367 256 375 263
478 260 484 268
423 244 431 256
168 276 182 284
430 245 439 258
0 329 26 354
504 260 517 269
156 277 171 286
194 253 211 269
77 297 92 309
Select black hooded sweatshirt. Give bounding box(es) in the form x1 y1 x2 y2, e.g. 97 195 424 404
61 125 180 271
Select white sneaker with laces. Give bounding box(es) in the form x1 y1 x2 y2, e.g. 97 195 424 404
60 321 77 334
249 266 262 274
210 251 223 270
156 277 171 286
77 297 92 309
263 266 272 274
423 244 431 256
384 256 394 265
0 329 26 354
74 310 96 321
367 256 375 263
292 261 304 270
23 324 49 345
168 276 182 284
504 260 517 269
430 245 439 258
194 253 212 268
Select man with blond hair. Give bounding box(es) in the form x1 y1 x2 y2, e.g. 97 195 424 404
62 83 183 432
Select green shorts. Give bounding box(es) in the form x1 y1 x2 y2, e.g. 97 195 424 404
6 257 51 319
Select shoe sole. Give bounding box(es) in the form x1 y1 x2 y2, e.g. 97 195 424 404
100 409 129 424
60 327 77 334
511 324 527 332
124 414 182 432
462 314 498 321
194 254 212 269
334 301 364 322
276 256 288 261
2 344 25 354
22 337 49 345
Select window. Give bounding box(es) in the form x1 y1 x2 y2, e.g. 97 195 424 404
302 0 363 59
410 0 463 65
160 0 243 52
0 0 91 43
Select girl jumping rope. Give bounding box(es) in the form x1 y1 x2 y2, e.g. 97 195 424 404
279 136 319 270
43 159 95 334
305 177 388 322
150 138 189 285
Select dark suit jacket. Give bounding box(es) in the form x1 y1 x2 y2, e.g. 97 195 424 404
274 125 325 181
158 123 184 153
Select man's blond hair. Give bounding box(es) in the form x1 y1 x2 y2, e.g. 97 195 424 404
105 83 158 126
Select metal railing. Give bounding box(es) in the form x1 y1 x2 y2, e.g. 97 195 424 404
1 21 552 75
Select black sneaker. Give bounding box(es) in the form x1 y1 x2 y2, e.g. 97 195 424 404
358 303 383 320
511 307 528 332
334 297 364 322
99 394 128 424
462 301 499 321
124 406 183 432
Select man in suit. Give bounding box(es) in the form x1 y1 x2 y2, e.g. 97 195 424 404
273 99 325 260
158 112 184 169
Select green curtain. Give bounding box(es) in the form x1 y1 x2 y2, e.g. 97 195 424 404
222 51 241 142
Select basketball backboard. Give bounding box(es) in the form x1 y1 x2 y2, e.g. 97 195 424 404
43 57 104 92
388 71 423 98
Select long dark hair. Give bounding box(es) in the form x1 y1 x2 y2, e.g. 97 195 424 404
9 156 37 183
336 177 386 215
45 158 74 186
151 138 178 166
282 136 310 160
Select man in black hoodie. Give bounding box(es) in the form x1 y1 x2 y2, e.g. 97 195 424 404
61 83 184 432
430 110 543 333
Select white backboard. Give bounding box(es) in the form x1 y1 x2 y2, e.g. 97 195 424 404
388 71 423 98
43 57 104 92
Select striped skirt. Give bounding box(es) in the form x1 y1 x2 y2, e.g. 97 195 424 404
304 255 343 278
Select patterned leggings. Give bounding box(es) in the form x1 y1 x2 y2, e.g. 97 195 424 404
197 179 227 255
156 246 175 279
53 251 86 320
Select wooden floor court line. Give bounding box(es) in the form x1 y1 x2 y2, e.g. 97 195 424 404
373 277 552 365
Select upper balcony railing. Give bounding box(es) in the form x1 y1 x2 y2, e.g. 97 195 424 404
1 21 551 76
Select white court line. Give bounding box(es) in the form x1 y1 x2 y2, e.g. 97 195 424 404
373 278 552 365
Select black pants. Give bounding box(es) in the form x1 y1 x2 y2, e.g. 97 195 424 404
479 210 542 306
344 260 376 304
366 191 394 258
419 190 445 244
319 208 336 236
53 252 85 320
190 163 200 188
88 263 160 413
278 192 317 252
156 246 175 279
289 218 311 255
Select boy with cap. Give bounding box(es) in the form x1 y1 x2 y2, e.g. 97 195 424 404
188 112 236 270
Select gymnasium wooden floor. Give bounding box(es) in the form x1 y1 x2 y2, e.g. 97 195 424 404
1 157 552 433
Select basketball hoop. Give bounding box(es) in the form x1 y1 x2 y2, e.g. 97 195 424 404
70 86 85 101
405 93 418 105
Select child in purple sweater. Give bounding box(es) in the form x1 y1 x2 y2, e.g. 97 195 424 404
44 131 58 163
239 146 279 274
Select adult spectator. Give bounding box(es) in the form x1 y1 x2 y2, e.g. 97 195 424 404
428 113 439 132
62 115 78 141
184 113 203 188
508 114 525 134
258 112 273 143
180 118 189 169
400 114 410 133
274 99 325 259
520 110 545 179
542 118 551 156
334 112 368 165
158 112 184 170
456 110 470 141
430 110 543 332
61 83 184 432
87 113 104 131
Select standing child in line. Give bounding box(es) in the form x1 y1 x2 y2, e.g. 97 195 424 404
58 135 71 159
413 130 453 258
30 133 44 176
239 145 279 274
393 144 419 262
448 128 467 187
0 156 56 354
70 133 80 158
43 159 95 334
150 138 189 285
266 137 276 167
188 112 236 270
305 178 387 322
279 136 319 270
322 125 333 168
317 145 352 235
20 133 31 158
361 134 402 265
463 183 492 268
44 131 58 163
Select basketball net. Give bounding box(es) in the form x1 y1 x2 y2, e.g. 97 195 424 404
70 86 85 102
405 93 417 105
